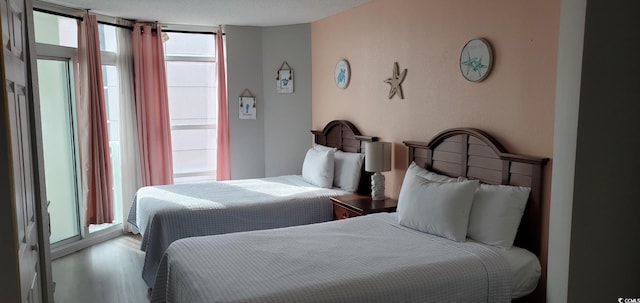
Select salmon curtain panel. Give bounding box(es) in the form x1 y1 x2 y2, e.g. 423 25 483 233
76 14 114 225
216 27 231 181
132 23 174 186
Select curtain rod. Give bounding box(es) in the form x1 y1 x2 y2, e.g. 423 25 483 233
163 29 217 35
34 7 81 21
100 20 133 30
33 7 223 35
33 7 132 29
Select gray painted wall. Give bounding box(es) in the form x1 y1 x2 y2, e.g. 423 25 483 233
262 24 312 177
225 24 312 179
562 0 640 301
225 26 266 179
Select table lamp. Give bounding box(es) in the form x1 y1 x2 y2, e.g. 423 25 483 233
364 141 392 200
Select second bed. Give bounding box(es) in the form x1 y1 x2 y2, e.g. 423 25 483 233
127 120 376 286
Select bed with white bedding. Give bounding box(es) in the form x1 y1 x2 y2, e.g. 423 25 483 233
150 213 539 303
129 175 350 286
126 120 377 287
148 127 549 302
129 175 349 248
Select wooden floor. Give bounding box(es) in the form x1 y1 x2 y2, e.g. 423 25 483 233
52 235 150 303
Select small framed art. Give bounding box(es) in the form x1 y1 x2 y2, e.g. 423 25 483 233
239 96 256 120
460 38 493 82
276 61 294 93
334 59 350 89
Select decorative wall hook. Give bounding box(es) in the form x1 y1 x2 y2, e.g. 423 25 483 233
276 61 293 80
240 88 254 98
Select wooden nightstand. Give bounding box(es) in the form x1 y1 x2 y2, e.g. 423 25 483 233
330 194 398 220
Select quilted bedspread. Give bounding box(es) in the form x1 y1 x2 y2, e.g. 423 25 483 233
127 175 349 287
150 213 511 303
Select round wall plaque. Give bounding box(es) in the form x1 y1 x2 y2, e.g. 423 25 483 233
334 59 350 89
460 38 493 82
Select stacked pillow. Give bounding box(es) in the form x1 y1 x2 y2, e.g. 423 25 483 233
466 182 530 248
302 144 365 192
397 162 530 248
333 150 365 192
301 147 335 188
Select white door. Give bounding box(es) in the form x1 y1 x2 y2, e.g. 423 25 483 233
0 0 46 301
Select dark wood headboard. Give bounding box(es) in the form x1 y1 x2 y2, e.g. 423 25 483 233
404 128 548 301
311 120 378 194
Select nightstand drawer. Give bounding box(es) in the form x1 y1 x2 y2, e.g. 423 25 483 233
333 203 360 220
330 194 397 221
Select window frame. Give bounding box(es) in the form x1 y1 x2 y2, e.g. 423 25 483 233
164 32 218 182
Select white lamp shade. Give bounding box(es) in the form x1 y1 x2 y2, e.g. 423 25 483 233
364 141 392 172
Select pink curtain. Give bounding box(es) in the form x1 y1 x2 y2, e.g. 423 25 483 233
132 24 174 186
216 27 231 180
76 14 114 225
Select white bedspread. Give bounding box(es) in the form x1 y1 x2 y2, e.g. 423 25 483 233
150 213 511 303
127 175 349 287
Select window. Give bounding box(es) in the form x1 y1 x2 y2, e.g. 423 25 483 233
34 11 82 246
34 11 123 248
33 11 77 48
36 58 80 244
164 32 218 183
34 11 125 242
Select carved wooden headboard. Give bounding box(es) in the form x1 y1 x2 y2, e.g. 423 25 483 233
404 128 548 301
311 120 378 194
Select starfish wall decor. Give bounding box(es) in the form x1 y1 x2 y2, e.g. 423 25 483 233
384 62 407 99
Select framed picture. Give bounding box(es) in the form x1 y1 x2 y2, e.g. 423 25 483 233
239 96 256 120
335 59 350 89
276 61 294 93
460 38 493 82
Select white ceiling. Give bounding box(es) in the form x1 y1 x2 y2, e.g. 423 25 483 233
39 0 371 27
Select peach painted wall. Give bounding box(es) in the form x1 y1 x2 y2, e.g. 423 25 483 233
312 1 559 295
312 0 559 201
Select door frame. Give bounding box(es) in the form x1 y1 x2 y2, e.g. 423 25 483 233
0 0 55 301
24 0 54 301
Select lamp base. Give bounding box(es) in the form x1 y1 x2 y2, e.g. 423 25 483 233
370 172 385 201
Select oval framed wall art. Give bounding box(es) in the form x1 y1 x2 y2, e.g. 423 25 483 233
335 59 350 89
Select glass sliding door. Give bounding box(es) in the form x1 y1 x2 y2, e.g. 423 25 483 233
34 10 125 260
37 59 81 245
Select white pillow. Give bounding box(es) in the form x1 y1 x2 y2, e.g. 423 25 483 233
301 148 335 188
313 144 337 152
333 151 364 192
467 184 530 248
408 161 459 183
397 168 479 242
